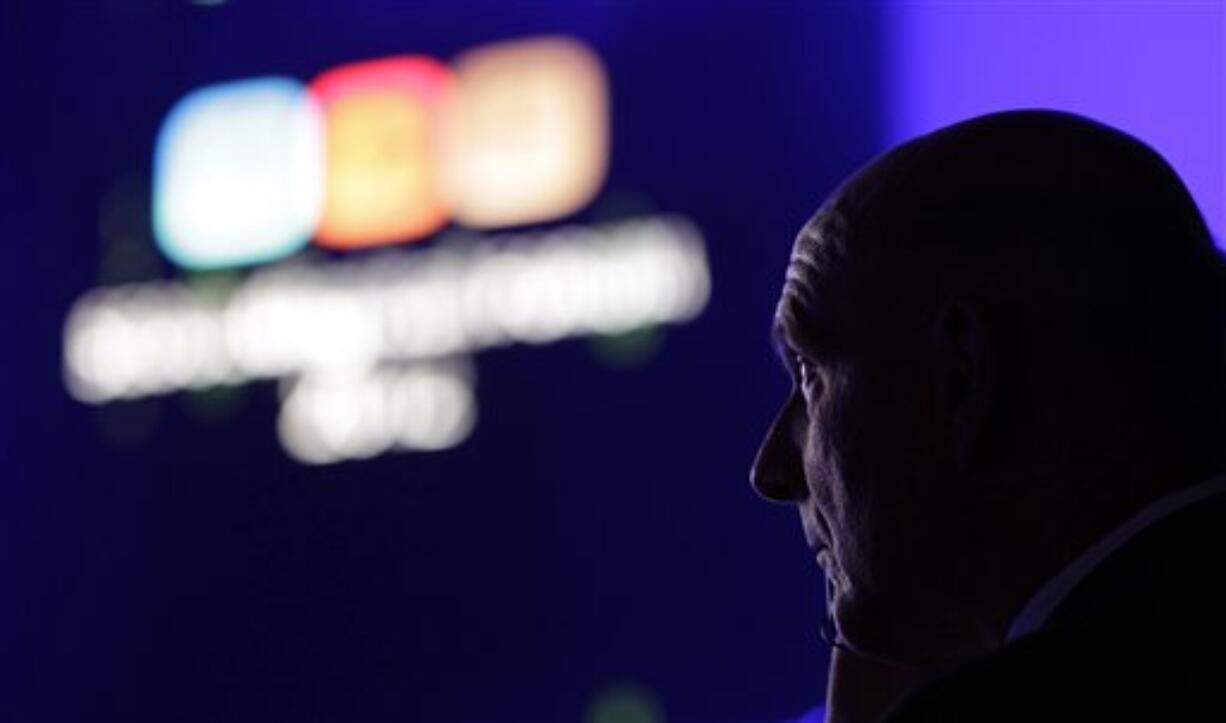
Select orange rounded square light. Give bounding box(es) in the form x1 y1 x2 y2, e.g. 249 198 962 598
309 56 454 249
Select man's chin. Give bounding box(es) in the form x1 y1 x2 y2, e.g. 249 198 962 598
830 592 938 668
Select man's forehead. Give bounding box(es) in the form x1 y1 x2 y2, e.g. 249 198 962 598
781 207 850 310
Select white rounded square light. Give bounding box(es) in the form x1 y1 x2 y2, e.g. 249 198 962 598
153 77 324 270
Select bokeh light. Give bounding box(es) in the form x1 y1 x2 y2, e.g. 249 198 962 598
63 216 709 406
584 683 666 723
588 326 666 369
153 77 324 270
277 363 476 464
310 56 454 249
95 398 162 448
448 36 609 229
147 37 612 271
98 176 163 284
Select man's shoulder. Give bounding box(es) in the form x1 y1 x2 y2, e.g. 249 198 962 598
888 487 1226 721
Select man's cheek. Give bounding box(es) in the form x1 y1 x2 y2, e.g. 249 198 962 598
803 414 839 483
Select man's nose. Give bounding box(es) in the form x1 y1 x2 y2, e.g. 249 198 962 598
750 404 807 503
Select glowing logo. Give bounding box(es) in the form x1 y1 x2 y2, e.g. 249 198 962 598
152 77 323 270
76 37 705 466
310 56 454 249
151 37 610 270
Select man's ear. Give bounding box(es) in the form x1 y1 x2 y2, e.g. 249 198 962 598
928 297 996 469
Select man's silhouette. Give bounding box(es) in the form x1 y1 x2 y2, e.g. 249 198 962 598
751 110 1226 721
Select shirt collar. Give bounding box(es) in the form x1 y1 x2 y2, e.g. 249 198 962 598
1005 472 1226 644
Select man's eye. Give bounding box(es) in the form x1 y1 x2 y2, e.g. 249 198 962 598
795 354 819 394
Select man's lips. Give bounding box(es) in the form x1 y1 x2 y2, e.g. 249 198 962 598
800 504 832 553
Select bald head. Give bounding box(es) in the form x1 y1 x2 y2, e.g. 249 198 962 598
806 109 1226 471
809 110 1216 291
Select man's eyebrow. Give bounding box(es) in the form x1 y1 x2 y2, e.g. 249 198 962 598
770 319 799 371
776 284 840 362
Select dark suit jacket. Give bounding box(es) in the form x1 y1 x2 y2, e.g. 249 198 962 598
887 490 1226 721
